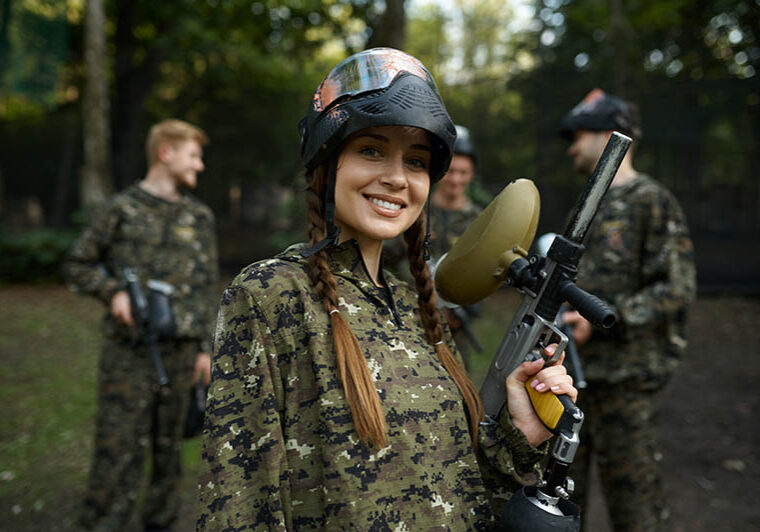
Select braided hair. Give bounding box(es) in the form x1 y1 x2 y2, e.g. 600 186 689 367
305 160 484 449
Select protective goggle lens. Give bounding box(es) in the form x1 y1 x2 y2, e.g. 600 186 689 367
312 48 438 112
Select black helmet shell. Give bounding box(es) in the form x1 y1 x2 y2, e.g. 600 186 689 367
453 124 476 162
559 88 642 140
299 48 456 183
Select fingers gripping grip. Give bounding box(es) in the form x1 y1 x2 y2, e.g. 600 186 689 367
524 383 576 433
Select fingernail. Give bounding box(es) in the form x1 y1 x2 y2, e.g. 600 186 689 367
551 385 560 392
546 345 556 354
536 383 547 392
532 358 544 366
530 379 539 388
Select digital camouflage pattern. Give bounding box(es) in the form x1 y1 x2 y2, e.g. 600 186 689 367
63 184 219 531
571 173 696 531
198 240 546 531
64 184 219 352
575 174 697 386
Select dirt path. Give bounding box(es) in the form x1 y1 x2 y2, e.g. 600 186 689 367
583 296 760 531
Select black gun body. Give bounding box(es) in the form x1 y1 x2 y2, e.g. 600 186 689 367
123 267 169 386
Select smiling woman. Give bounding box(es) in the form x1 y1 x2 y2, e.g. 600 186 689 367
334 126 432 273
198 48 577 531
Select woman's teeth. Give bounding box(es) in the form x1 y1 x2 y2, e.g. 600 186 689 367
369 197 401 211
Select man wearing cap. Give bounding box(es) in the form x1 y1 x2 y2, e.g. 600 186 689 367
559 89 696 531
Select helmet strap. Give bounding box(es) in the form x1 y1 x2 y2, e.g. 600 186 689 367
301 158 341 258
423 196 432 261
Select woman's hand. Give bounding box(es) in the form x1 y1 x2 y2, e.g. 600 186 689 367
506 346 577 446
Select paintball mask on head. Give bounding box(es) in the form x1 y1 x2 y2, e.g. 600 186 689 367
559 88 642 141
298 48 457 257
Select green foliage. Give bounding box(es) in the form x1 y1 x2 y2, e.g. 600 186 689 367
0 0 74 115
0 226 78 282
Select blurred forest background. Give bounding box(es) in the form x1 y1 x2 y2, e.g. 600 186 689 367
1 0 758 290
1 1 759 530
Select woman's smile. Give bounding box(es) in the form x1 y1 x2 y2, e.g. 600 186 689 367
364 193 407 216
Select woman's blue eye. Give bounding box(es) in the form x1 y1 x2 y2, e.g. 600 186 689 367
360 146 381 157
408 157 428 169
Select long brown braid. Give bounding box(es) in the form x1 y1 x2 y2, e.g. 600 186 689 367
403 215 485 448
305 163 388 448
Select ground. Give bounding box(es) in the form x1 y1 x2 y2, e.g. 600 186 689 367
0 284 757 531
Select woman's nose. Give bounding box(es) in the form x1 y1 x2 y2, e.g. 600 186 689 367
380 156 408 188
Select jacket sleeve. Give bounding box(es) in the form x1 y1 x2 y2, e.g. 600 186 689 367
198 284 290 531
612 189 697 329
476 403 548 516
61 201 124 304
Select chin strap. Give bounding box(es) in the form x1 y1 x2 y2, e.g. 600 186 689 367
301 158 341 258
423 196 432 261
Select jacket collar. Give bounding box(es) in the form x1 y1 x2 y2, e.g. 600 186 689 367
129 183 189 207
279 240 408 310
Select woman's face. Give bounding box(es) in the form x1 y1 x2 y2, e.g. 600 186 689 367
334 125 432 245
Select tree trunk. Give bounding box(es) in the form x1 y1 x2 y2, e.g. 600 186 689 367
366 0 406 50
112 0 165 189
0 0 12 80
610 0 626 96
51 111 79 227
80 0 113 208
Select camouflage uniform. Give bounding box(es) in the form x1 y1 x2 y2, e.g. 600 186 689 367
198 240 546 531
63 184 219 531
570 174 696 531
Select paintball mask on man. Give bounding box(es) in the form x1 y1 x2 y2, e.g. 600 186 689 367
559 88 642 141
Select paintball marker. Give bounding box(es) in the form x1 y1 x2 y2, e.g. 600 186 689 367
435 132 632 531
123 267 175 386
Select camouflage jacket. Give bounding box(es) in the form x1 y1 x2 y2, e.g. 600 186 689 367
575 174 696 385
198 240 545 531
63 184 219 351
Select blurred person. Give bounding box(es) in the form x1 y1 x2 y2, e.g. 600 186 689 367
198 48 577 530
63 119 219 532
428 124 481 259
559 89 697 531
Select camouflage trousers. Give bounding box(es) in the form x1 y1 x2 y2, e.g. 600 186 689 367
80 337 197 532
571 379 668 532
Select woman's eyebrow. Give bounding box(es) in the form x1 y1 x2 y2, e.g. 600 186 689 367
355 133 432 152
355 133 389 142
